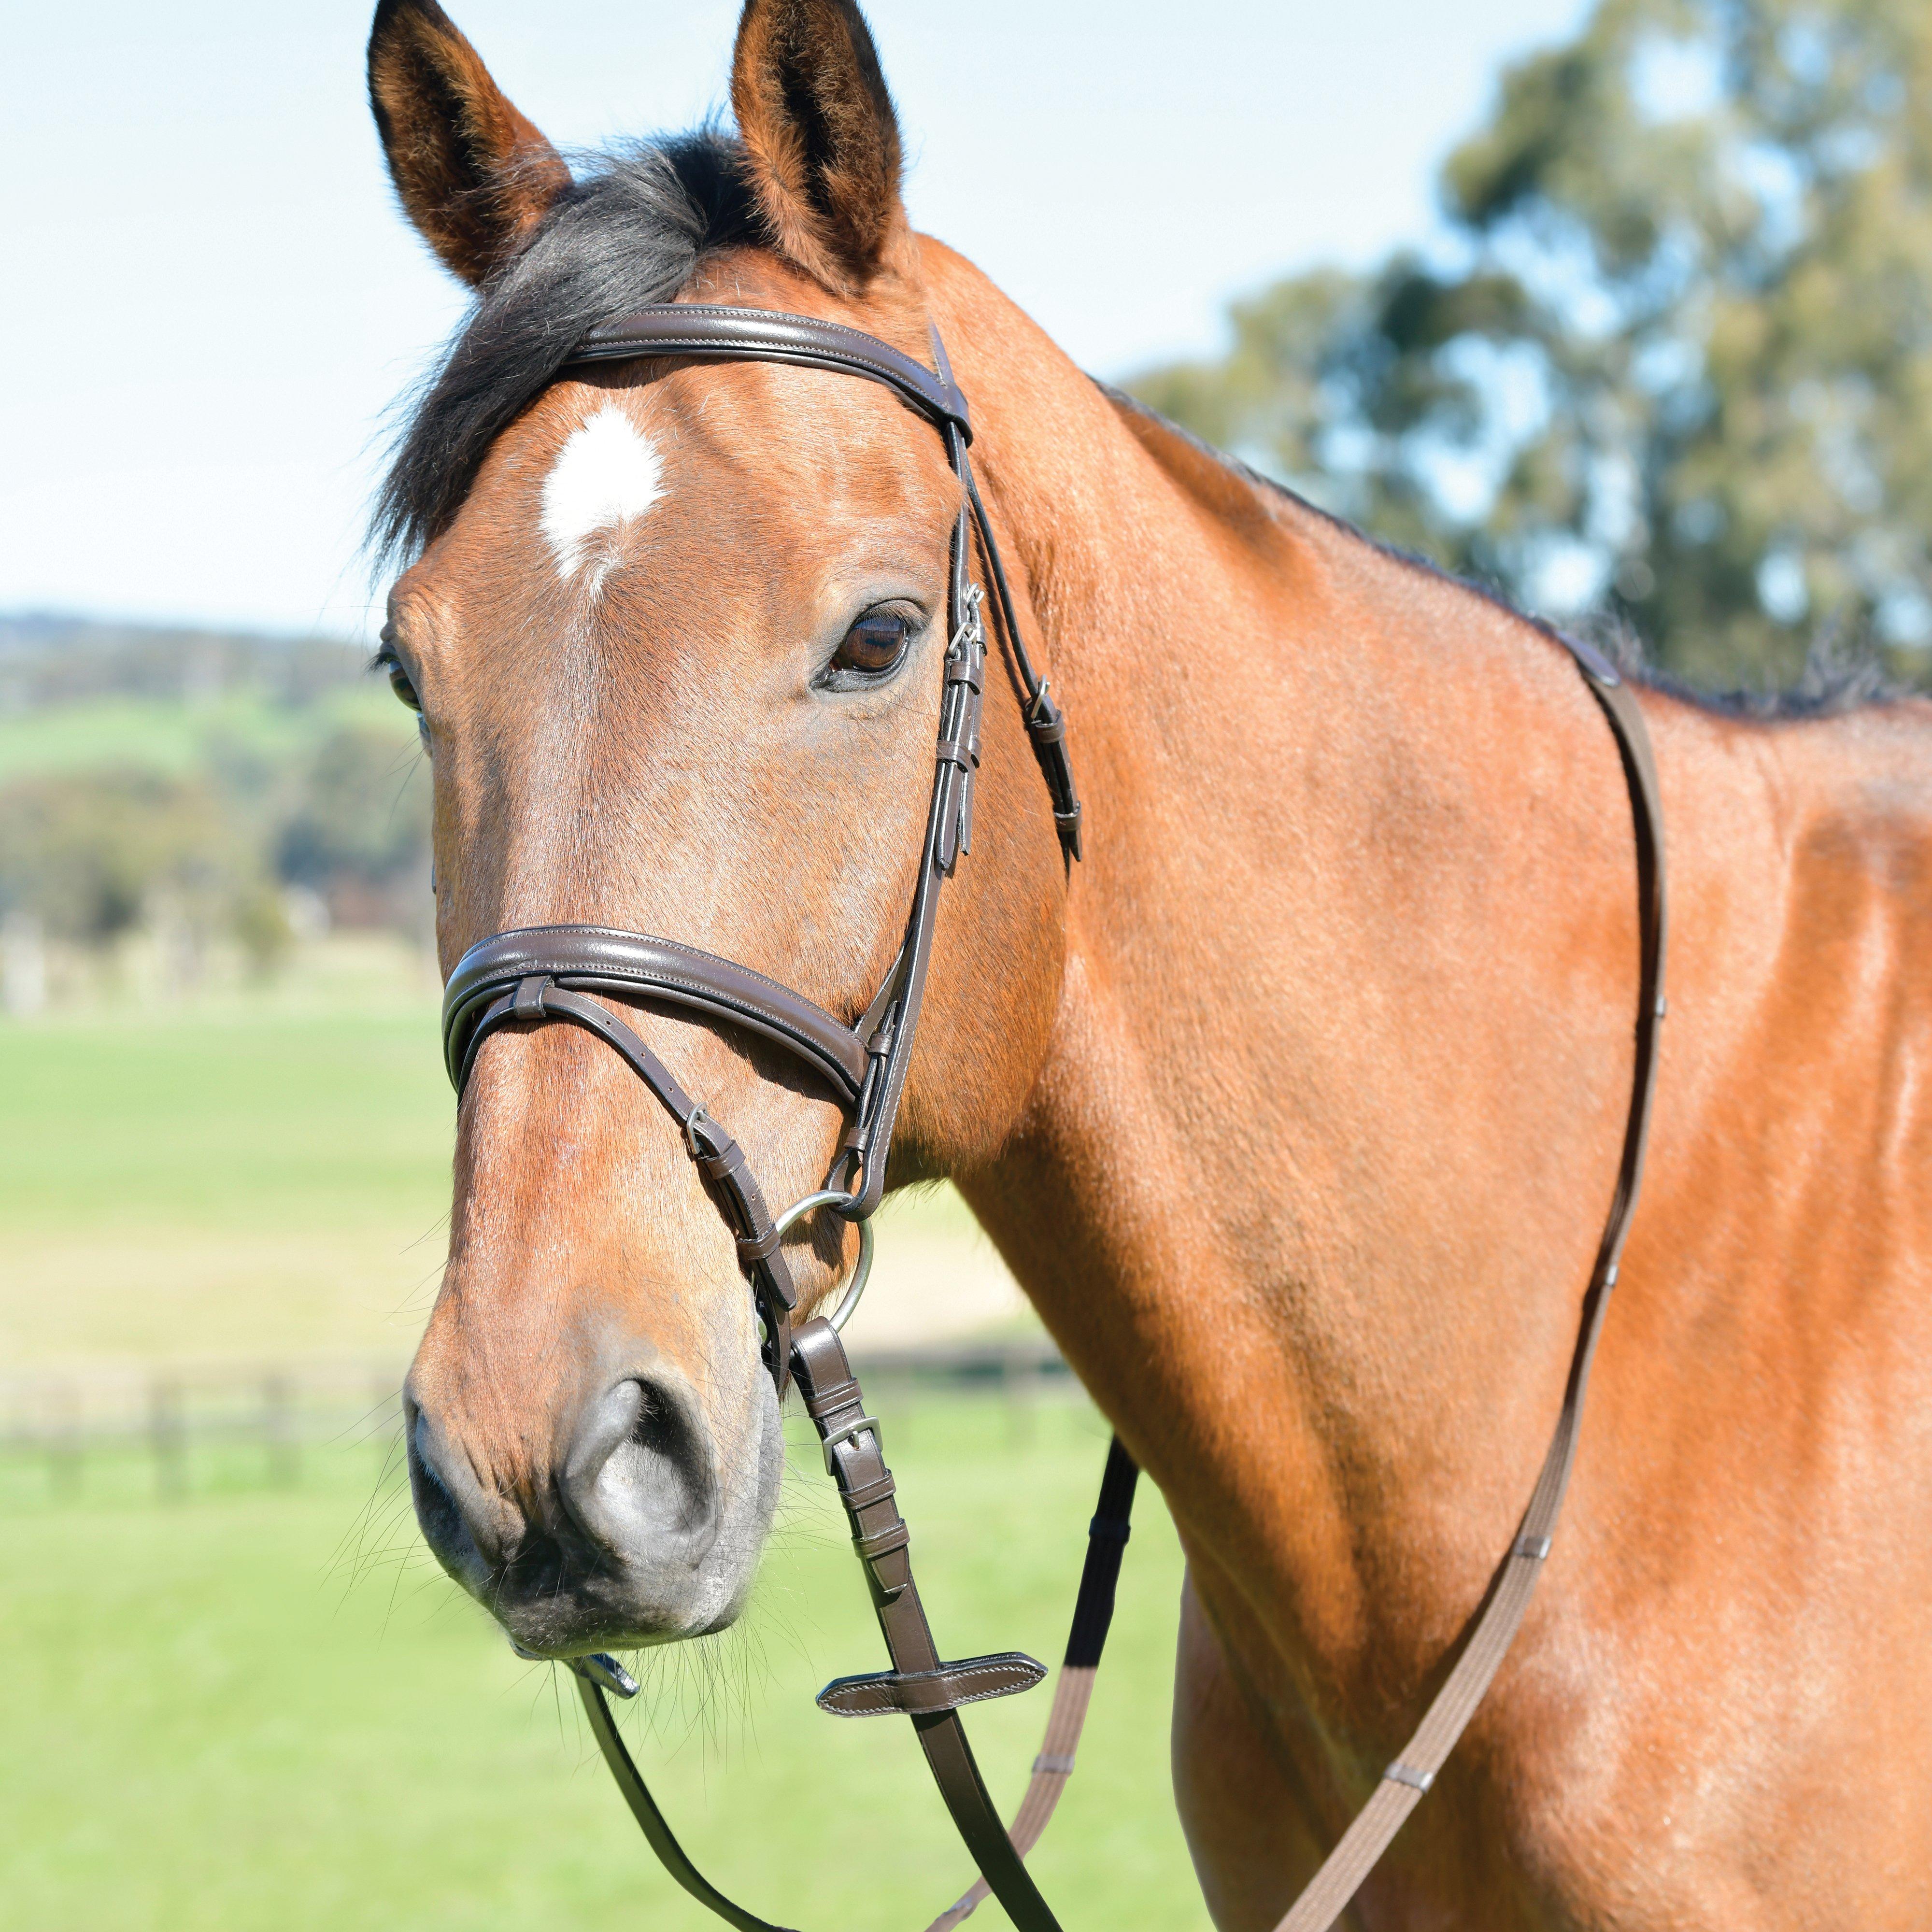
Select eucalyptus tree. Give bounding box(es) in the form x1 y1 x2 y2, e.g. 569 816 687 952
1134 0 1932 692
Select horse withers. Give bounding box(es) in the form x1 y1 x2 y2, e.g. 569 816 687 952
368 1 1932 1924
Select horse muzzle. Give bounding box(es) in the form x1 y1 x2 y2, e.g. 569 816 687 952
404 1353 783 1654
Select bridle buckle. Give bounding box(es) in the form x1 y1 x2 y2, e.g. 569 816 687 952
820 1413 884 1476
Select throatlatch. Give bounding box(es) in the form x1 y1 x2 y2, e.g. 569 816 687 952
438 306 1667 1932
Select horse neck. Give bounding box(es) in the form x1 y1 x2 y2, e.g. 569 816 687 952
928 248 1648 1680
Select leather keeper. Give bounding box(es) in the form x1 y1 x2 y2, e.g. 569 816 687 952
852 1520 910 1565
814 1651 1047 1719
803 1377 861 1421
839 1469 898 1510
694 1136 743 1182
736 1226 782 1264
1053 801 1084 860
867 1544 912 1599
1025 690 1069 747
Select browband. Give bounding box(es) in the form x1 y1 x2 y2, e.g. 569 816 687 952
568 304 973 442
565 303 1080 867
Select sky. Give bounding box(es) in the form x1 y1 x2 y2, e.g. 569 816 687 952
4 0 1591 639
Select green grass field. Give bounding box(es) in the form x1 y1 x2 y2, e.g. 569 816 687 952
2 971 1201 1928
3 1400 1201 1932
0 951 455 1366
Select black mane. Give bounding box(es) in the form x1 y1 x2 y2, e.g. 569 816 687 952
373 131 761 564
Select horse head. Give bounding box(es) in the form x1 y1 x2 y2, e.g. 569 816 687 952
369 0 1069 1656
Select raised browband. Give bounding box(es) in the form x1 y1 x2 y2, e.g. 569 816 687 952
441 924 869 1102
567 304 973 443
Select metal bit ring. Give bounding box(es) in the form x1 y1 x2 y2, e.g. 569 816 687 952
772 1188 876 1333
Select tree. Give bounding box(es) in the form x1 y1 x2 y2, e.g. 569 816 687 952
0 771 233 947
276 724 431 931
1132 0 1932 693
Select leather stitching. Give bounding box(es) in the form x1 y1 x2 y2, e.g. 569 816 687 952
570 306 968 428
443 926 869 1093
821 1657 1045 1715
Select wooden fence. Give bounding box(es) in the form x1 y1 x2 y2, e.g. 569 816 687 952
0 1338 1073 1506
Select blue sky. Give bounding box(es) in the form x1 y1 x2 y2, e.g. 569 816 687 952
4 0 1590 637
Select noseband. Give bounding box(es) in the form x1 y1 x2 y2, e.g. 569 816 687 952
433 304 1668 1932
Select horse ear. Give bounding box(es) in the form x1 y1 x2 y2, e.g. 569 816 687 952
367 0 569 286
730 0 908 293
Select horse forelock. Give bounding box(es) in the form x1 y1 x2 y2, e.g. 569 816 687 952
373 128 763 568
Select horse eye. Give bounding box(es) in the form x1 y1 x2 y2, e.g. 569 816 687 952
833 611 912 676
384 659 423 713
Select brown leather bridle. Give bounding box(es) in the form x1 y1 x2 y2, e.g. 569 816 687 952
435 303 1668 1932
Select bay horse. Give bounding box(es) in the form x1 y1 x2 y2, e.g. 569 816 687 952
368 1 1932 1924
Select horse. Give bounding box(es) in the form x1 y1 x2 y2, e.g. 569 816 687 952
367 1 1932 1924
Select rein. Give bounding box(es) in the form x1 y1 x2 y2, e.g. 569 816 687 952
436 303 1668 1932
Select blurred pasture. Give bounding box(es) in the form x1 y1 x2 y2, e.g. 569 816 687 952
3 1400 1197 1932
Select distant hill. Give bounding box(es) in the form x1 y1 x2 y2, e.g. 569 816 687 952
0 613 368 713
0 614 407 787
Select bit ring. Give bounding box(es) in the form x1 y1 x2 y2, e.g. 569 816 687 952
772 1188 876 1333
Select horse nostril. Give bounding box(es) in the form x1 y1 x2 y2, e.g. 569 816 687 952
406 1398 499 1592
400 1366 749 1652
562 1377 719 1567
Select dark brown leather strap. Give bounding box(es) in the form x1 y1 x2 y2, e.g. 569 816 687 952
833 502 986 1218
1267 635 1667 1932
569 304 973 442
443 924 868 1101
816 1653 1048 1718
789 1318 1067 1932
957 454 1082 861
574 1663 801 1932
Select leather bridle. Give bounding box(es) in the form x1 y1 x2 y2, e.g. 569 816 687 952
443 305 1079 1394
433 302 1668 1932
